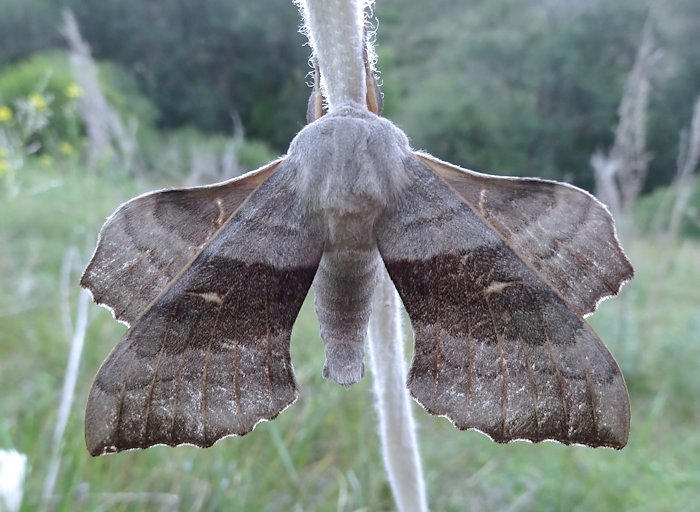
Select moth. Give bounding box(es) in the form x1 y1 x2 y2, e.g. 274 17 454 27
82 56 632 456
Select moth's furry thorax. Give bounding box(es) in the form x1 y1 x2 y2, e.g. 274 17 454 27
289 104 412 219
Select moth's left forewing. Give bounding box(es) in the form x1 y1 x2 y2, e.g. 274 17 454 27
81 158 284 326
85 161 324 455
376 155 630 449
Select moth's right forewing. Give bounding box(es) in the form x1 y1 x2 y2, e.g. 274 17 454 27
416 152 633 317
81 158 283 326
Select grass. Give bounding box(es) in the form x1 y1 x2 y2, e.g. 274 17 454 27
1 162 699 511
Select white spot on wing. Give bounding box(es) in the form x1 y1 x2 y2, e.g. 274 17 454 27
483 281 512 295
214 197 226 227
186 292 224 305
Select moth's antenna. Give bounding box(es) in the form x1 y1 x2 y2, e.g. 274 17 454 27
295 0 369 109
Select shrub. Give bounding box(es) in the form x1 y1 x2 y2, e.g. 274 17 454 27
0 51 82 153
0 50 158 156
634 175 700 239
140 125 277 183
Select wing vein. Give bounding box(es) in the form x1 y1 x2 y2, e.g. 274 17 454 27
201 298 225 443
169 339 189 442
115 257 177 320
434 281 442 398
265 271 273 397
513 286 541 436
484 293 508 440
465 285 474 407
530 286 571 437
142 304 175 441
232 294 241 412
572 330 600 439
113 345 138 448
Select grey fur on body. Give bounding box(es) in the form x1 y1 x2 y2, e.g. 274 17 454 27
290 104 413 385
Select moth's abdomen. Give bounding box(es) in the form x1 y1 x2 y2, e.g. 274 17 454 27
314 245 381 387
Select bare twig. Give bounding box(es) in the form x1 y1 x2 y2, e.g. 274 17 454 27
42 281 91 510
668 96 700 239
61 9 138 173
186 144 221 186
592 18 660 220
642 95 700 344
59 247 80 340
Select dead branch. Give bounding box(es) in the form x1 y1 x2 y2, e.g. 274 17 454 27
592 19 660 220
42 284 90 511
668 95 700 239
60 9 138 173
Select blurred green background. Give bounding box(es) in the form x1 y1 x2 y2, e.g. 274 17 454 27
1 0 699 510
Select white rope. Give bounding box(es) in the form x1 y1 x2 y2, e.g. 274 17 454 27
368 268 429 512
295 0 370 109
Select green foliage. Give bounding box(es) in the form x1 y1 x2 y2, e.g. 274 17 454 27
634 175 700 239
66 0 311 150
0 51 159 153
0 51 82 151
236 139 279 170
0 0 698 192
376 0 700 193
97 61 159 129
646 0 700 191
0 0 62 62
381 0 650 189
139 126 277 181
1 163 700 510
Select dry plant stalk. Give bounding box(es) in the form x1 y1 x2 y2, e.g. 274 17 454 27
368 269 428 512
592 20 659 220
61 9 137 172
184 117 244 187
668 96 700 240
641 95 700 345
298 1 429 507
42 250 91 510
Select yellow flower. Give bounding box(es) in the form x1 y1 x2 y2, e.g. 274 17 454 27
28 93 47 110
0 160 9 174
65 83 83 99
0 106 12 123
39 154 53 168
58 141 74 156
